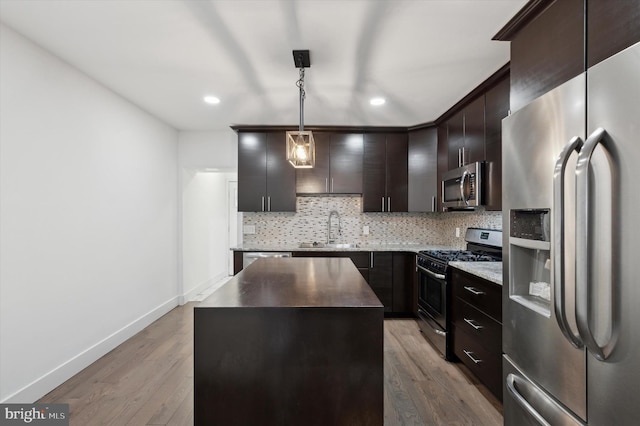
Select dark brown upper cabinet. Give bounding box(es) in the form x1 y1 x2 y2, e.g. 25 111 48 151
495 0 639 112
436 124 449 212
447 110 465 170
408 127 438 212
587 0 640 68
296 132 363 195
484 76 510 211
446 96 485 170
462 96 486 165
237 131 296 212
363 133 408 212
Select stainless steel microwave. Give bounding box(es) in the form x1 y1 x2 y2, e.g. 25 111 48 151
441 161 484 210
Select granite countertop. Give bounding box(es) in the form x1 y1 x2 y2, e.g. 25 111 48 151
449 261 503 286
231 243 456 253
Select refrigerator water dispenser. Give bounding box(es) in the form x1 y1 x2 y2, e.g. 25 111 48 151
509 209 552 317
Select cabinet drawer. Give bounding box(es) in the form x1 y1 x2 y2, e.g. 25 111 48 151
453 299 501 355
452 270 502 322
453 325 502 400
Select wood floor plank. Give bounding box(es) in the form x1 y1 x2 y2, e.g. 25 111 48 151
37 304 503 425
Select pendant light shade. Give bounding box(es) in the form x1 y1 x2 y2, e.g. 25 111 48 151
287 50 314 168
286 130 315 168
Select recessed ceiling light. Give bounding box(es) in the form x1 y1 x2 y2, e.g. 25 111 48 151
204 96 220 105
370 97 386 106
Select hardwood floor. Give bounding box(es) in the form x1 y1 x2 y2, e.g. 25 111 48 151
38 304 502 425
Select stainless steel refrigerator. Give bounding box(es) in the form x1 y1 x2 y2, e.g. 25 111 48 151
502 41 640 425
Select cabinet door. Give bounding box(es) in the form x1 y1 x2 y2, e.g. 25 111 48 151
587 0 640 68
484 77 509 211
330 133 363 194
392 252 412 313
266 132 296 212
447 110 464 169
463 96 485 164
238 132 266 212
436 125 448 212
385 133 408 212
509 0 584 112
408 128 438 212
362 134 386 212
296 132 330 194
369 252 392 312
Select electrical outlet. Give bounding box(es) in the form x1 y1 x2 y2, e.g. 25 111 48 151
244 225 256 235
455 227 460 238
363 225 369 235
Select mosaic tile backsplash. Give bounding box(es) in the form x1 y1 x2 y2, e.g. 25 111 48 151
242 196 502 249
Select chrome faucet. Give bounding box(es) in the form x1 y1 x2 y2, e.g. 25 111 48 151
327 210 341 243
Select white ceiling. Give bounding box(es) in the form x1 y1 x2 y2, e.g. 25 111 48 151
0 0 526 131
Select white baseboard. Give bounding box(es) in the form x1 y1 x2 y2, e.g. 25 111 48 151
1 296 179 403
181 274 228 304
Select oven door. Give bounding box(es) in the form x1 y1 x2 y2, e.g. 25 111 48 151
416 264 450 359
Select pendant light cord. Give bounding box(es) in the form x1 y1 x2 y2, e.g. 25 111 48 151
297 68 306 132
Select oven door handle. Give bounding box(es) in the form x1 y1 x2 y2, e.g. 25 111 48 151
417 265 446 280
417 310 446 336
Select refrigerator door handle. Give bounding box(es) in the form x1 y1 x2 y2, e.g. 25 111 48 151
552 136 584 348
506 373 585 426
575 127 612 361
506 373 552 426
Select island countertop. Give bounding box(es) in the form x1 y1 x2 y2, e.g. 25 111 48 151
198 257 383 308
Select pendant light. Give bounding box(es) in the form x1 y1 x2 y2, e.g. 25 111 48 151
286 50 315 168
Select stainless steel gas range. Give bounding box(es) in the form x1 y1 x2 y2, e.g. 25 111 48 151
416 228 502 360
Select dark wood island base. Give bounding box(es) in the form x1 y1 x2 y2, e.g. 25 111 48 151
194 257 384 425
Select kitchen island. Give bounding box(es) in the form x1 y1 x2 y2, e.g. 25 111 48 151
194 257 383 425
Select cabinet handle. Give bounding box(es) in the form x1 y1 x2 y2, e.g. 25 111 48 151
464 318 483 330
267 196 271 212
462 147 466 166
432 196 436 212
458 148 462 167
381 197 385 212
261 196 265 212
325 178 329 192
370 252 374 268
463 350 482 364
331 178 334 193
387 197 391 212
463 286 485 296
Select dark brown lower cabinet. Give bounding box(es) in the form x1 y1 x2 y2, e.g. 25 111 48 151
451 267 503 401
369 252 393 312
392 252 412 313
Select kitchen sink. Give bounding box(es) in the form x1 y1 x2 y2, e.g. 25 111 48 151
298 242 360 249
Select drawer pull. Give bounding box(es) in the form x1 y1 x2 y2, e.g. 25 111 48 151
463 350 483 364
463 318 483 330
463 286 485 296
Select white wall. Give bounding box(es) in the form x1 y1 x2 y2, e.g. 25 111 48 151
178 130 237 170
0 24 179 402
178 130 238 302
181 170 236 302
